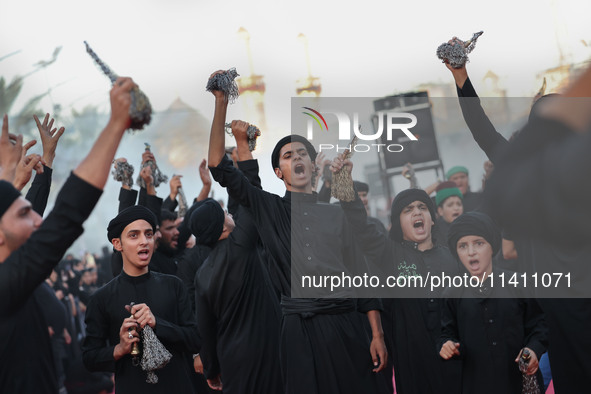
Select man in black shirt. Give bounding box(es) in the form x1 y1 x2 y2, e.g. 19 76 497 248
82 205 200 393
207 70 387 394
0 77 138 393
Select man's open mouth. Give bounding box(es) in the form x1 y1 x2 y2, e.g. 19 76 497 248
295 164 305 175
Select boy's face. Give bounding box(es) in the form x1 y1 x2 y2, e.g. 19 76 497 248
358 191 369 213
274 142 315 192
437 196 463 224
456 235 493 278
399 200 434 244
112 219 155 273
449 172 469 195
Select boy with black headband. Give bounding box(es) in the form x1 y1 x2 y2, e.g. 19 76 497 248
82 205 200 393
441 212 547 394
207 71 387 394
331 155 461 394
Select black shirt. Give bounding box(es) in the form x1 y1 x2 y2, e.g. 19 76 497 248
0 173 102 394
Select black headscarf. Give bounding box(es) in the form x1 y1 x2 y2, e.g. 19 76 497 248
107 205 158 242
389 188 436 242
271 135 317 169
0 180 21 219
447 211 501 261
188 199 225 247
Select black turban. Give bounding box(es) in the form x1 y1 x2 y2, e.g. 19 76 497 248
389 188 436 242
188 199 224 247
271 135 317 169
447 212 501 261
353 181 369 193
0 180 21 219
107 205 157 242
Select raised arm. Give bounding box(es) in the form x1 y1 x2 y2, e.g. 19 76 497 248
330 154 388 262
207 70 229 168
196 159 212 202
0 77 133 316
0 115 24 183
444 57 509 163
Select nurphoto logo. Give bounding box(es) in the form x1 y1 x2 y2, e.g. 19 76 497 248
302 107 419 153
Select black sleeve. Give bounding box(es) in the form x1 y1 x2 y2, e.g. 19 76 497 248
117 187 138 213
82 291 116 372
227 159 262 216
0 173 102 317
456 77 510 164
209 155 274 212
145 194 163 223
25 165 52 215
439 298 460 356
238 159 262 189
162 196 178 213
339 195 388 263
522 298 548 360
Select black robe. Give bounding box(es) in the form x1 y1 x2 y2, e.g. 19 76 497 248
440 268 547 394
210 155 383 394
82 270 200 393
340 196 462 394
0 174 102 394
195 209 282 393
179 159 262 315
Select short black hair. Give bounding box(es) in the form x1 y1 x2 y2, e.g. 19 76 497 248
160 209 177 223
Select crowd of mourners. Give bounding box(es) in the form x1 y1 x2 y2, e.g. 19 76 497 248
1 39 591 394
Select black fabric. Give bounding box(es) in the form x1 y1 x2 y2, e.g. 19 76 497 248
176 244 212 313
353 180 369 193
107 205 157 242
149 248 178 276
440 268 547 394
271 134 317 169
459 84 591 392
189 199 224 247
25 165 53 215
210 154 383 394
178 160 261 316
0 180 21 219
118 187 138 214
82 271 200 393
195 208 282 393
457 77 510 164
0 173 102 394
461 190 484 213
447 211 501 261
389 188 437 242
228 159 263 220
161 195 178 214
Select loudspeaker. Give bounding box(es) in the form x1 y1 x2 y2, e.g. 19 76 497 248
372 91 440 170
